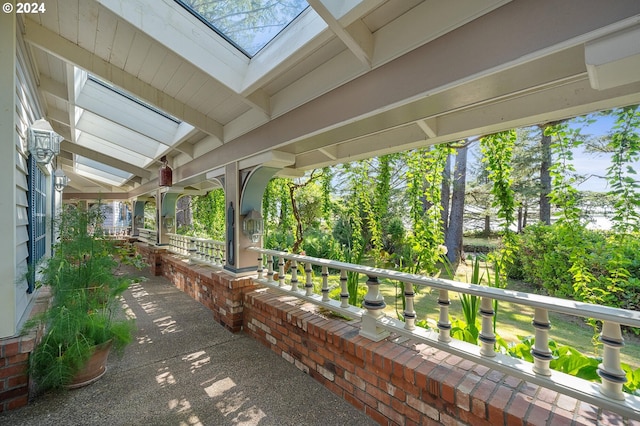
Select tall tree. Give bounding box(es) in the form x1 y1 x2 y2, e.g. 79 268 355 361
538 121 564 225
444 143 468 267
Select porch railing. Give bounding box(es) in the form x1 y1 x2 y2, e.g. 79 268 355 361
101 226 131 238
137 228 157 244
166 233 225 268
247 247 640 420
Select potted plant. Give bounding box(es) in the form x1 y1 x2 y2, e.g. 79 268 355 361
24 203 144 391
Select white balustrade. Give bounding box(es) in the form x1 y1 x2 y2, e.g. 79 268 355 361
164 233 225 270
247 246 640 419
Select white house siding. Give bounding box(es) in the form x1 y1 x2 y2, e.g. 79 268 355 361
12 21 46 334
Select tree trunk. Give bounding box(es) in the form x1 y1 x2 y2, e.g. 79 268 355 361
484 215 491 237
445 146 467 267
517 205 523 233
539 125 553 225
176 196 192 229
441 153 452 231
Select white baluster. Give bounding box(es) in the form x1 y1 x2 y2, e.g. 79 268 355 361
278 257 285 287
304 262 313 296
266 255 274 283
290 259 299 292
257 254 263 279
321 265 329 302
339 269 349 308
404 282 416 331
531 308 552 376
598 321 627 400
360 275 389 342
479 297 496 357
437 289 451 343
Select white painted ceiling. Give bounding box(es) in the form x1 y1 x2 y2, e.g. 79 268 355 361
20 0 640 198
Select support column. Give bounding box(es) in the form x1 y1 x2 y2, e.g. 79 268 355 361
131 199 146 237
224 164 280 275
156 189 180 245
0 7 16 339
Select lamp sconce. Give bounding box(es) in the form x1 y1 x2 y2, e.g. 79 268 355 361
159 155 172 187
54 168 69 192
242 210 263 243
28 119 62 165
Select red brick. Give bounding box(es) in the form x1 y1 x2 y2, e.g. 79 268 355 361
377 400 404 425
392 396 421 423
404 355 424 385
440 369 464 404
2 342 19 357
414 360 436 389
547 407 575 426
471 377 498 403
0 364 27 379
505 393 532 426
19 338 35 353
367 383 392 406
355 387 378 409
390 371 419 396
365 405 388 425
344 390 365 411
7 375 28 389
488 386 513 425
524 400 552 426
7 394 28 410
555 393 577 412
391 348 416 378
535 387 557 404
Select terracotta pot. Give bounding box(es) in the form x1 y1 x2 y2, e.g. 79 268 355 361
67 340 113 389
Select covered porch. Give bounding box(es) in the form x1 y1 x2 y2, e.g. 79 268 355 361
2 0 640 423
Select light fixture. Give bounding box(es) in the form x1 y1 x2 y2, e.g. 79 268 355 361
54 168 69 192
28 119 62 165
159 155 172 187
242 210 263 243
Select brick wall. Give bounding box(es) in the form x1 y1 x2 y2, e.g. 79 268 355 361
145 248 257 332
135 242 166 276
0 288 50 412
242 289 631 426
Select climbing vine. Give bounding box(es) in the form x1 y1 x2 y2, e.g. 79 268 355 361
606 105 640 236
405 145 451 275
480 130 517 277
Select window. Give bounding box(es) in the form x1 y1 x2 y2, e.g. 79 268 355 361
27 154 48 293
175 0 309 57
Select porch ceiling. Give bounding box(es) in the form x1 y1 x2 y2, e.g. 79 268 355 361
20 0 640 198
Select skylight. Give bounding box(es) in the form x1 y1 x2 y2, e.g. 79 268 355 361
175 0 309 57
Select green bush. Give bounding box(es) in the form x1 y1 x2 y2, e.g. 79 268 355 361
512 223 640 311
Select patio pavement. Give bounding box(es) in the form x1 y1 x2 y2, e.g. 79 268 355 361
0 267 377 426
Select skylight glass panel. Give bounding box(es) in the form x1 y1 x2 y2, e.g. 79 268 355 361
87 75 181 123
175 0 309 57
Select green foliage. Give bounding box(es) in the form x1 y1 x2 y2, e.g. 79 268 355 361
190 189 225 240
404 146 451 275
507 337 640 395
605 105 640 236
479 131 517 278
24 204 141 390
513 222 640 313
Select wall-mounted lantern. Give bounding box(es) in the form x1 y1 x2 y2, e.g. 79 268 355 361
242 210 263 243
28 119 62 165
54 167 69 192
159 155 172 187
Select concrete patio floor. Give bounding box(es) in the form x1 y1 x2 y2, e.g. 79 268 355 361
0 267 377 426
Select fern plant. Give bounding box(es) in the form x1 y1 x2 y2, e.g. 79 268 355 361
24 203 142 391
